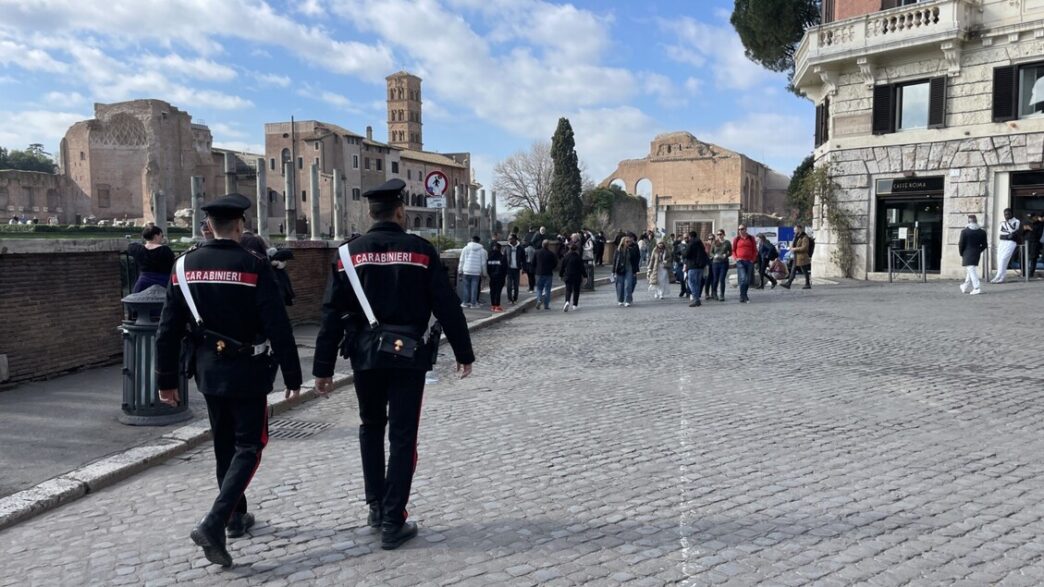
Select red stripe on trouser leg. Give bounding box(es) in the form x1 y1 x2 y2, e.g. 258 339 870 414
404 393 424 522
228 400 268 522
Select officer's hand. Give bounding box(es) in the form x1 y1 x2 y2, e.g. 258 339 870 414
456 362 473 379
158 388 180 407
315 377 334 397
284 388 300 400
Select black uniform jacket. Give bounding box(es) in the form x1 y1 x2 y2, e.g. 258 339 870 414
312 222 474 378
156 239 302 396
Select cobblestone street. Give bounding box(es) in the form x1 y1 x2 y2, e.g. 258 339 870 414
3 280 1044 586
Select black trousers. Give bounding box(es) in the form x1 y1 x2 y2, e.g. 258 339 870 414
204 394 268 524
489 275 505 306
524 265 535 291
1027 242 1040 277
564 277 582 306
758 260 777 287
354 369 426 526
785 263 812 286
506 268 521 302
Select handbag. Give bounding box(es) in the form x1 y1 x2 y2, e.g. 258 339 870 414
337 243 423 362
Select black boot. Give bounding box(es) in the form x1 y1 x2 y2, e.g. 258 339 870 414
191 515 233 567
226 512 255 539
368 502 382 529
381 521 418 550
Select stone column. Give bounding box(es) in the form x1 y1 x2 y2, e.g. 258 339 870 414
255 158 269 240
284 161 297 241
309 162 321 240
151 191 167 235
224 151 236 195
441 199 448 239
190 176 204 240
332 173 344 240
480 188 487 237
491 190 497 233
453 186 462 241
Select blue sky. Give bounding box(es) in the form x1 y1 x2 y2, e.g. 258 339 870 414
0 0 812 199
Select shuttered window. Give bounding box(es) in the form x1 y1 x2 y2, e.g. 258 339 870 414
881 0 899 9
993 65 1018 122
928 77 946 128
814 99 830 147
872 84 894 134
822 0 836 23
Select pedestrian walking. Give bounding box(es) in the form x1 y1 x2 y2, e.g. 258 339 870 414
559 243 587 311
702 235 714 300
155 194 302 568
503 233 525 304
732 225 757 303
781 225 813 290
487 242 507 312
128 223 175 292
647 240 671 300
684 231 709 307
674 236 690 298
1025 213 1042 278
638 234 650 270
991 208 1021 283
312 179 474 550
594 231 606 266
533 240 558 310
958 214 987 295
457 235 487 308
524 240 537 293
710 229 732 301
612 236 640 307
756 233 779 290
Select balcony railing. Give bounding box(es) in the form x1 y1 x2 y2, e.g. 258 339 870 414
795 0 980 88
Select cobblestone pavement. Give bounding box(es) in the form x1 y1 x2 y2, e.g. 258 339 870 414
3 280 1044 586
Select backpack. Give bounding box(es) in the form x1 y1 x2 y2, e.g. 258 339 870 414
807 236 816 258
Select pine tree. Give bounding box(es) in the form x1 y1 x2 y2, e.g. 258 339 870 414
547 118 583 232
731 0 820 85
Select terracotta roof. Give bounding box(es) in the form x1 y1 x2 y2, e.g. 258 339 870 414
398 149 466 169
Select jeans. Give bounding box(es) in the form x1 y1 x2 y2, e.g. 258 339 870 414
506 268 521 302
461 274 480 305
686 269 703 302
674 263 688 295
614 269 636 304
536 275 553 308
736 260 753 300
711 261 728 299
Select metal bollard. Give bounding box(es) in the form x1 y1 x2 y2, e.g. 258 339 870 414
583 260 596 291
118 285 192 426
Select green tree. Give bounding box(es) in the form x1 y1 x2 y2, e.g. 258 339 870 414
0 144 57 173
787 154 815 223
731 0 820 86
546 117 583 232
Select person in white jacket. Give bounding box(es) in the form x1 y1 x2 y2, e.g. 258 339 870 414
991 208 1021 284
457 236 488 308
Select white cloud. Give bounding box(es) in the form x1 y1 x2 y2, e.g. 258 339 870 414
569 107 661 183
43 90 85 108
684 76 702 95
296 0 325 17
700 112 811 173
640 72 687 109
319 91 354 110
0 74 17 83
660 16 784 91
138 54 237 82
209 122 248 139
0 38 68 73
0 109 87 153
253 72 291 88
0 0 394 80
456 0 612 63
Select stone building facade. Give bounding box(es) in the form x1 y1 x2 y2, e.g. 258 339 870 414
601 132 789 237
387 71 423 151
795 0 1044 279
0 170 78 224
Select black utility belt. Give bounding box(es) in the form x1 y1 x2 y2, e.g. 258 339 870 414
198 330 269 359
340 319 442 368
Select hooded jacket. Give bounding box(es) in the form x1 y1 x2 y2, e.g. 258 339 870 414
458 241 488 276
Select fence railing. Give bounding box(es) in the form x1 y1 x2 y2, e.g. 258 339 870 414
888 246 927 283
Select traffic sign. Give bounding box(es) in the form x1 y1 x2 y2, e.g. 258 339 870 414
424 170 449 197
427 197 446 209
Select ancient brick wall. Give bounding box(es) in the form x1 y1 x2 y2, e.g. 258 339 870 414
0 247 124 383
282 243 336 323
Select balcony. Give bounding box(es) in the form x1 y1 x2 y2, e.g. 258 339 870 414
794 0 981 92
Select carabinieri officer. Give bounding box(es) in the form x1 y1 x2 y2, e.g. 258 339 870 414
156 193 302 568
313 178 475 550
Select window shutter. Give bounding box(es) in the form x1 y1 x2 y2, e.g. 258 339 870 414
823 0 836 23
823 98 830 143
872 84 894 135
928 77 947 128
881 0 898 9
992 65 1018 122
814 104 824 147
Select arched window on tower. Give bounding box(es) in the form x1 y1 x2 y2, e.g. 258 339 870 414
280 148 291 175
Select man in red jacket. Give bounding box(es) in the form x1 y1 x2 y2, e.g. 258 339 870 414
732 224 758 303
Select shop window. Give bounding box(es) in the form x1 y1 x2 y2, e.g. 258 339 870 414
872 77 945 134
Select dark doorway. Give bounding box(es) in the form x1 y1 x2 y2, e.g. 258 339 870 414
874 177 945 273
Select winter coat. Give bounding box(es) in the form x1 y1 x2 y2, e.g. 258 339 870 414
790 233 811 267
732 234 758 263
582 237 595 261
613 245 641 275
503 243 526 270
559 251 587 281
684 239 709 269
958 224 988 266
533 247 558 276
758 241 779 264
647 248 670 284
710 240 731 263
486 250 506 280
458 241 488 276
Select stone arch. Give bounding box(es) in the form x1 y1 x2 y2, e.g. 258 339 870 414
93 113 146 146
609 178 626 191
635 178 653 199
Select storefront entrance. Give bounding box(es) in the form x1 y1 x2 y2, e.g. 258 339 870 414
874 177 944 273
1012 171 1044 221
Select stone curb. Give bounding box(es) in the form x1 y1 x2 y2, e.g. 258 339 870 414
0 277 611 532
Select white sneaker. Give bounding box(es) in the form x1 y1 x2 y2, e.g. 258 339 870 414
960 283 969 294
460 303 469 308
572 305 579 311
563 301 570 312
624 302 631 307
617 302 624 307
970 289 982 295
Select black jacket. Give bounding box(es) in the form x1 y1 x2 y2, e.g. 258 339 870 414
559 251 587 281
156 239 302 396
612 246 640 275
486 250 506 280
684 240 709 269
533 247 558 276
958 225 988 266
313 222 474 376
502 242 526 271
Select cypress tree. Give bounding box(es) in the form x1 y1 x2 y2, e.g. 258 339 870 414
547 117 583 232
